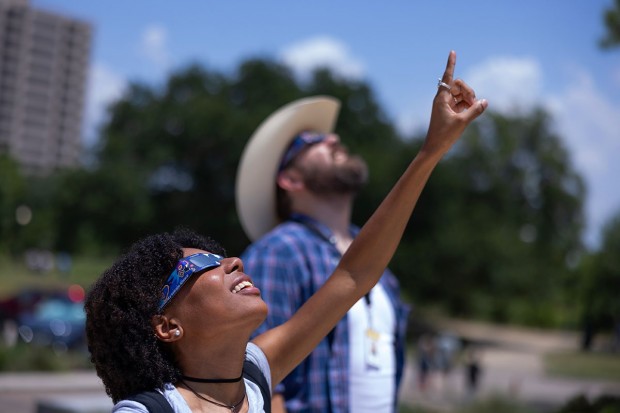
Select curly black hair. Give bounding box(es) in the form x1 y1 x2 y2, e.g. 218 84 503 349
84 228 226 403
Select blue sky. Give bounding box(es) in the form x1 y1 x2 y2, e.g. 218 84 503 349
33 0 620 249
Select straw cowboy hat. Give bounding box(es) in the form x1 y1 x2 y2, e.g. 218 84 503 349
235 96 341 241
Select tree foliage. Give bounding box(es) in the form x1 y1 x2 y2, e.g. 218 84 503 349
51 59 402 257
579 211 620 343
600 0 620 49
6 58 592 326
0 155 26 253
393 109 585 326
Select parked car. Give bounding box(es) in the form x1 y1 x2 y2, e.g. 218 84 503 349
0 288 61 322
0 288 69 346
16 293 86 353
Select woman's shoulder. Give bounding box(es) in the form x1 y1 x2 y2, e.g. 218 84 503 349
245 342 271 388
245 342 272 412
112 384 190 413
112 398 149 413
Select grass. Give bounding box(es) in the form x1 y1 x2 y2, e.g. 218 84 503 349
0 253 112 298
398 396 538 413
0 343 92 371
544 351 620 382
399 394 620 413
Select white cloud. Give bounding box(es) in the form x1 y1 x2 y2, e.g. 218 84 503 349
395 100 429 138
465 56 543 113
280 36 365 80
83 63 127 147
140 25 171 70
395 56 544 138
546 69 620 248
547 71 618 174
80 26 170 149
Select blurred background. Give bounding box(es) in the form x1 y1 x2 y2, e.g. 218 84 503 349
0 0 619 412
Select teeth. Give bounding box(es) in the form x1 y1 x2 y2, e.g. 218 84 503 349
232 281 253 293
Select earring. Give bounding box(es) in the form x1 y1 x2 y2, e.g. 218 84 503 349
174 330 181 337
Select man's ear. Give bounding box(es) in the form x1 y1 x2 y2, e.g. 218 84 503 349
152 315 183 342
277 169 305 192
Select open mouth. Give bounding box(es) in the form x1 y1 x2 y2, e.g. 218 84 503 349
232 281 253 293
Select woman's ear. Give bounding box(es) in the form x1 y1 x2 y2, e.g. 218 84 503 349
277 169 304 192
152 315 182 342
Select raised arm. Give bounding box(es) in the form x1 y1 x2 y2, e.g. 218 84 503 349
252 51 488 385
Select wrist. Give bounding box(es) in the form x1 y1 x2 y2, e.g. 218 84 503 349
419 136 451 160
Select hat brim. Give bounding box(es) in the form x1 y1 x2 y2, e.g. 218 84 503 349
235 96 341 241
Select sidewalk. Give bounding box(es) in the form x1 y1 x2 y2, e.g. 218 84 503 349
0 371 110 413
398 319 620 412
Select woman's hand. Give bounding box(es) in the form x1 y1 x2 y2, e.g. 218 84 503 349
423 50 488 156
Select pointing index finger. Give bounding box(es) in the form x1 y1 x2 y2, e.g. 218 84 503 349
441 50 456 84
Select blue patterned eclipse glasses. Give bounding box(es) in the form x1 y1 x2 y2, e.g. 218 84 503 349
278 132 327 172
159 253 224 310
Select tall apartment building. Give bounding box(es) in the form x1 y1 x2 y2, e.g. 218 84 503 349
0 0 91 175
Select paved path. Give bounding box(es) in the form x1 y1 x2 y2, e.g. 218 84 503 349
398 319 620 411
0 371 110 413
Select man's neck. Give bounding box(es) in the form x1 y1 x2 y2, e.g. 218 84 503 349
291 193 354 252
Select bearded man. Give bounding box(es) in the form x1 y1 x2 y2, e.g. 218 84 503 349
236 96 410 413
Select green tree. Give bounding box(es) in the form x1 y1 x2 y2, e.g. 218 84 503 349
0 155 26 253
394 109 585 326
89 61 302 254
0 155 64 254
601 0 620 49
49 166 153 254
53 59 405 256
580 210 620 350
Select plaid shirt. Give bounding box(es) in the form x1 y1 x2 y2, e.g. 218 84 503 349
243 214 410 413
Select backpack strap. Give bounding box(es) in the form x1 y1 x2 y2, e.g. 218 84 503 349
243 359 271 413
127 390 174 413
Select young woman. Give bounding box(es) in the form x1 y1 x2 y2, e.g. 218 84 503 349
85 51 487 413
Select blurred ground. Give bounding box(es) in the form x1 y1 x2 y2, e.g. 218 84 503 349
399 319 620 412
0 319 618 412
0 371 110 413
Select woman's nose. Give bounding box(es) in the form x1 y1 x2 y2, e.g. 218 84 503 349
222 256 244 273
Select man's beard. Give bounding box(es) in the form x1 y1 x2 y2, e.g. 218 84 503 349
300 155 369 196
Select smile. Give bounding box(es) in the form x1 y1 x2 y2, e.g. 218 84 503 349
232 281 253 293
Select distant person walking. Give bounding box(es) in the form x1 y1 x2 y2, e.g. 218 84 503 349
416 335 435 393
464 346 482 396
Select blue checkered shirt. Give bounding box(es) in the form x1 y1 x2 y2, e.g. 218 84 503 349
243 214 410 413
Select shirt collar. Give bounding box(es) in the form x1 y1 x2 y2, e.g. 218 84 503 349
289 213 358 246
